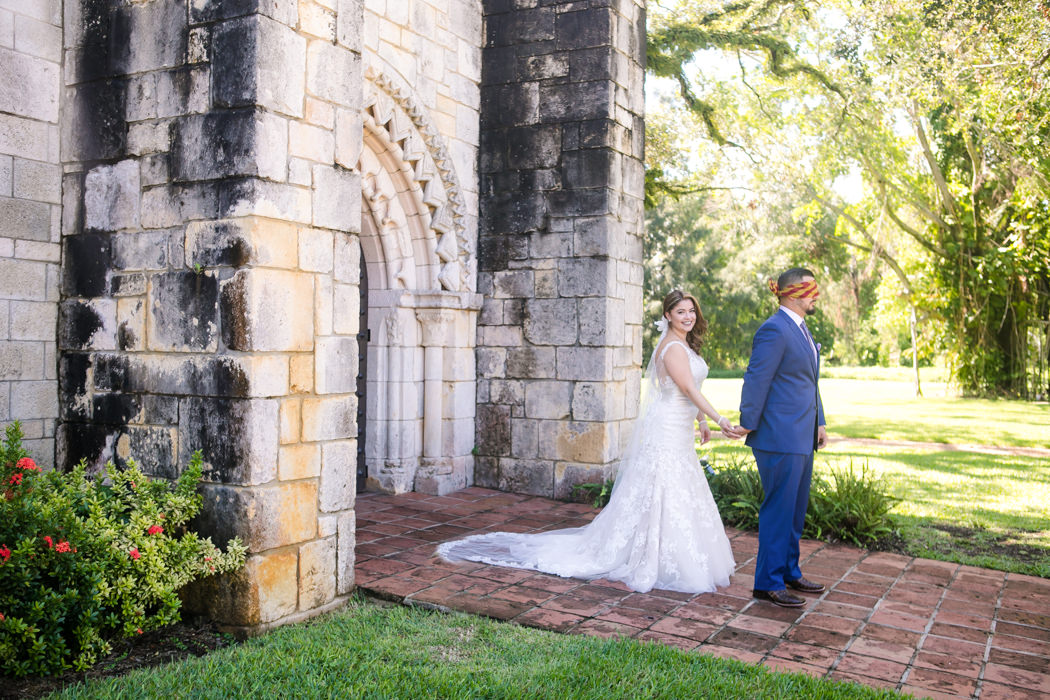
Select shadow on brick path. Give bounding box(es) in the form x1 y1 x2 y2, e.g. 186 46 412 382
354 488 1050 700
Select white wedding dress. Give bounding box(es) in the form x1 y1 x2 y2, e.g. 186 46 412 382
437 338 736 594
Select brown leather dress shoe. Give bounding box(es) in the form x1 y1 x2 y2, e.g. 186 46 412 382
785 577 825 593
752 589 806 608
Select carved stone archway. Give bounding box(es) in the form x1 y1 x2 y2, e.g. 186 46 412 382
357 64 481 496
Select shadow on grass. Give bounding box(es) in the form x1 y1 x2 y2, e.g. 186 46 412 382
877 515 1050 578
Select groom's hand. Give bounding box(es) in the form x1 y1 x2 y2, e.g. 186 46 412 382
817 425 828 449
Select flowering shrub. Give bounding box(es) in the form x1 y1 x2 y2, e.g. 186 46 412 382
0 423 246 677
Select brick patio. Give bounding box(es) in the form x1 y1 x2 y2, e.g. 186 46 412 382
354 487 1050 700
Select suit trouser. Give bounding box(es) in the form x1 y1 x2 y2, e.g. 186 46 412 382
751 448 814 591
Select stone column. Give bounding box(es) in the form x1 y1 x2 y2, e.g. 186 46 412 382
475 0 646 499
59 0 364 634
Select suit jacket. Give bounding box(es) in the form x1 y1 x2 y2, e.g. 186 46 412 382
739 309 825 455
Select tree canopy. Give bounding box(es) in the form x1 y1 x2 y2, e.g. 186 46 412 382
644 0 1050 398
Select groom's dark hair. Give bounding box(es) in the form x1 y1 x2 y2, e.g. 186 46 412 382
777 267 815 289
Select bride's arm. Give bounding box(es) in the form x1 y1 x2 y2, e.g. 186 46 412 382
663 344 732 432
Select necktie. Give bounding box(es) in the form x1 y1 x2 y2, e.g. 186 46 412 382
800 321 817 361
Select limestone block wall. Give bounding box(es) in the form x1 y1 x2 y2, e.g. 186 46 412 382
59 0 364 633
0 0 62 463
475 0 647 499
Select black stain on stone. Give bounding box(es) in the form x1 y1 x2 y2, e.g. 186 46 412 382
63 233 112 298
93 352 249 398
59 422 114 473
150 271 219 350
118 426 177 480
92 392 140 425
172 111 257 182
92 353 129 392
179 398 257 484
59 353 92 421
191 221 253 268
475 404 511 457
219 273 250 351
117 321 137 350
59 300 104 350
210 17 258 108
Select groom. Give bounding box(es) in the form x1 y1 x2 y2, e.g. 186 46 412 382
738 267 827 608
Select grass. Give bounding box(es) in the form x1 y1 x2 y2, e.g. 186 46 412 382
699 370 1050 577
47 598 898 700
703 376 1050 448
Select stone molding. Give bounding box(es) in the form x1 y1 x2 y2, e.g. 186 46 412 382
363 63 473 292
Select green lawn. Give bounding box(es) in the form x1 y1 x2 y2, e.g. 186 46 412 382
48 598 898 700
703 376 1050 448
701 372 1050 576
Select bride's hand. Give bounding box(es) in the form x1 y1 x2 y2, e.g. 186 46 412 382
697 420 712 445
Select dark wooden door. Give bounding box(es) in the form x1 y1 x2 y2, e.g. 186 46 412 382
356 247 369 491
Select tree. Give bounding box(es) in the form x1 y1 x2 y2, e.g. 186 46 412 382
646 0 1050 397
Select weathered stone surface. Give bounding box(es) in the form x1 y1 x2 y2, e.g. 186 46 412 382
315 337 357 394
178 397 278 485
185 217 299 269
220 268 314 351
111 0 187 75
497 458 552 497
196 481 317 551
312 165 359 231
147 271 219 352
553 461 614 501
84 160 140 232
185 550 298 626
0 258 47 301
524 380 570 420
523 298 576 345
172 110 287 183
93 353 250 397
212 15 306 118
475 403 510 456
278 442 320 481
336 509 355 595
307 41 359 107
58 299 116 351
62 233 110 298
538 419 616 464
0 46 59 123
320 439 354 512
298 538 337 610
506 346 555 379
301 396 355 442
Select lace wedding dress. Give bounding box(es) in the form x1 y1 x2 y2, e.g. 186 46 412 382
437 338 736 594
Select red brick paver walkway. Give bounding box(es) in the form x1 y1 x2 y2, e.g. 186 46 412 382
354 487 1050 700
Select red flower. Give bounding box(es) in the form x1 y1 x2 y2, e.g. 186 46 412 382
136 628 143 635
55 541 72 553
15 457 38 471
129 548 141 560
8 473 22 486
0 613 5 621
147 525 164 536
0 545 10 562
43 535 53 549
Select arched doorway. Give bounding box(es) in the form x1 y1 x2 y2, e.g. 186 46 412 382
356 64 482 496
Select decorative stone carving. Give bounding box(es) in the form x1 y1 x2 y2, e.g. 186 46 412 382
362 64 472 292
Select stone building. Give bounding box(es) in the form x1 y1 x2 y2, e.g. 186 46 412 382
0 0 645 633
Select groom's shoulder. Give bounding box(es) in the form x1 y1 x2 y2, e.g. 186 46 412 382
757 311 787 332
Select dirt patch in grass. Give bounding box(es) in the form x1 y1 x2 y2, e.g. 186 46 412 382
872 521 1050 574
1 620 238 699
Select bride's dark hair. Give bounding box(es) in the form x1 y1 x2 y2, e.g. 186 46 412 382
662 289 707 355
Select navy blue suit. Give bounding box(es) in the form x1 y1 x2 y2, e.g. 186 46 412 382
739 309 825 591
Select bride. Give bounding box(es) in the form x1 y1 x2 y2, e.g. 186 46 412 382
437 290 738 594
